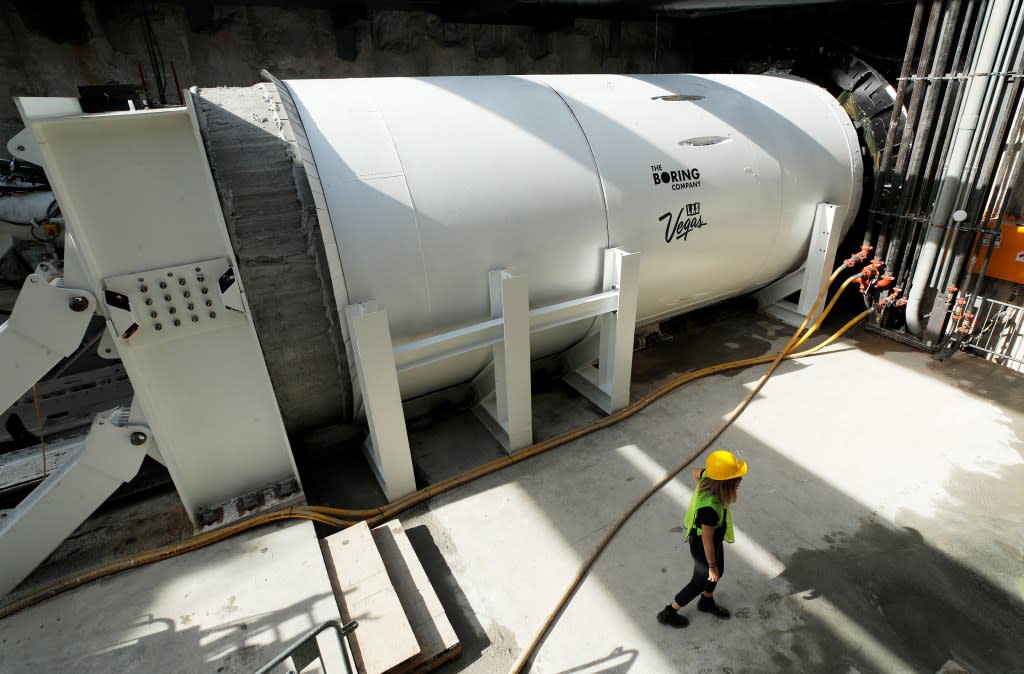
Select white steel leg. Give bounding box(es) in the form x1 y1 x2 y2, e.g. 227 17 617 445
756 203 841 327
0 274 95 414
798 203 842 319
564 248 640 414
601 248 640 412
0 408 150 597
474 270 533 452
344 303 416 501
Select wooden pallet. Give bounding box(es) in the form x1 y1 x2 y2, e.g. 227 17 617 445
321 520 461 674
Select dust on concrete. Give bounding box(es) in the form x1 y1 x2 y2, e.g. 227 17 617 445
404 524 500 673
630 299 773 390
929 355 1024 419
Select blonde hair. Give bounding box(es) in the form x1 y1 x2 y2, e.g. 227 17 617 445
698 476 742 506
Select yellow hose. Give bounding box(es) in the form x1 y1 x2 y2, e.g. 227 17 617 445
0 270 866 625
508 271 865 672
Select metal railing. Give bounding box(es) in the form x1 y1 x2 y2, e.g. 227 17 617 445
253 619 358 674
966 297 1024 370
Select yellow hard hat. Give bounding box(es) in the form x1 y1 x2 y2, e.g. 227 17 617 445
705 450 748 481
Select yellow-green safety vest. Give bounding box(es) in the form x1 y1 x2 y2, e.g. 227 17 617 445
683 486 734 543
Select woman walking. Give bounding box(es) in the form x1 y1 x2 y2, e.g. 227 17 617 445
658 449 747 628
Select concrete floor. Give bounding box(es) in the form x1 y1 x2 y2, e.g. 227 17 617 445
0 521 347 673
1 308 1022 673
399 312 1024 674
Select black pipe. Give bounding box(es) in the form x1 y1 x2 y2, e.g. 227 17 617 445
862 0 926 251
900 210 928 287
890 0 964 290
902 0 982 290
917 0 987 295
885 0 963 275
915 1 979 216
877 0 944 264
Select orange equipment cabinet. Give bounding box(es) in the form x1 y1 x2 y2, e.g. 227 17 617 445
974 219 1024 284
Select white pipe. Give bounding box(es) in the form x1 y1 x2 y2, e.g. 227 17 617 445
906 0 1013 337
931 0 1024 289
927 0 994 287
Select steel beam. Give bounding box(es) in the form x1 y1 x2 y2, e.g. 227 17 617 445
756 203 842 327
344 303 416 501
350 248 639 485
473 270 533 452
0 274 95 414
564 248 640 413
393 291 619 373
0 408 150 596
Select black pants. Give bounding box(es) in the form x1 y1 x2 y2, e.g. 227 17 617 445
674 534 725 607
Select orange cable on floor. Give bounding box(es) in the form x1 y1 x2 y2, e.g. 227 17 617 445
0 271 868 627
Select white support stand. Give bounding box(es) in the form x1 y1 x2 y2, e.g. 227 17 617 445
344 303 417 502
563 248 641 414
0 407 150 597
755 203 843 328
346 248 639 495
473 270 533 452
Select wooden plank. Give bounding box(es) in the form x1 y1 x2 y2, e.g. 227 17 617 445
321 521 420 674
372 521 461 674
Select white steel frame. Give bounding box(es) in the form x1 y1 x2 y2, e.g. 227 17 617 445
472 270 532 452
343 302 417 502
755 203 844 327
345 248 639 501
0 407 151 597
10 97 301 526
0 274 96 414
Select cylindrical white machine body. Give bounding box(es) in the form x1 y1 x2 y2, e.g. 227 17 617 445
284 74 862 400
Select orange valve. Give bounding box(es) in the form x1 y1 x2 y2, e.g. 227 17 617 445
844 244 873 267
855 259 885 291
950 298 966 324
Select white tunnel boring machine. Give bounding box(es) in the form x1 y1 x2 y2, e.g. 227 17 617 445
0 72 862 595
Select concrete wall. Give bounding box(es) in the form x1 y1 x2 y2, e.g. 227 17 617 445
0 2 690 151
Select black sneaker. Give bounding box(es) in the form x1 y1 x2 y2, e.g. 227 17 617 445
697 596 731 619
657 606 689 628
